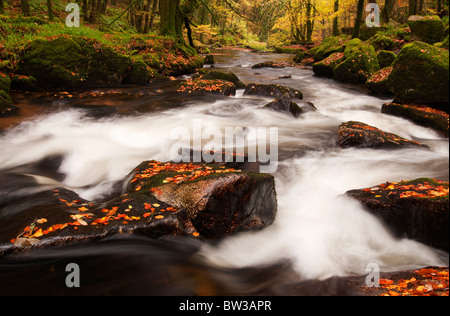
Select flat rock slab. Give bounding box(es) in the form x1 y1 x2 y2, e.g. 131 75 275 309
346 178 449 251
338 121 428 149
1 161 277 253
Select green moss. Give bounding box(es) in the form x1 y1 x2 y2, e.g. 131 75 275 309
408 15 445 44
367 33 396 51
16 35 131 90
0 72 11 93
308 35 349 61
387 41 449 110
312 52 345 78
0 89 14 117
334 40 380 84
377 50 397 68
10 74 38 91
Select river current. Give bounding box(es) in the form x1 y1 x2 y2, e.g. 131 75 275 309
0 49 448 295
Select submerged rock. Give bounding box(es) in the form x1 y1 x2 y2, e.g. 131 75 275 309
0 161 277 251
264 93 303 118
346 178 449 251
338 121 428 149
382 103 449 138
251 61 293 69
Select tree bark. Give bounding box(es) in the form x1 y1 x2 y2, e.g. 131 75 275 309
352 0 365 39
381 0 396 23
409 0 418 16
159 0 180 37
21 0 31 16
47 0 54 21
333 0 340 36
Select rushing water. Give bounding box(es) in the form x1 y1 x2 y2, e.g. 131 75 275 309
0 49 448 294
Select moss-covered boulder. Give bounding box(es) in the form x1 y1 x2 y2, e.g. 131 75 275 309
387 41 449 111
192 69 246 89
338 121 427 149
0 89 17 117
346 178 449 251
408 15 445 44
244 84 303 100
382 103 449 138
366 33 396 51
312 52 345 78
377 50 397 68
366 66 394 95
333 39 380 84
10 74 38 91
0 72 11 93
308 35 349 62
16 35 131 90
122 60 165 85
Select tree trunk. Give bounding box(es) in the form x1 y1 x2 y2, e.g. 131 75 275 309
381 0 396 23
159 0 181 38
21 0 31 16
47 0 54 21
305 0 313 43
333 0 340 36
352 0 365 39
149 0 158 30
409 0 418 16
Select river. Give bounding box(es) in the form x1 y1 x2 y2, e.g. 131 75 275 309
0 49 448 295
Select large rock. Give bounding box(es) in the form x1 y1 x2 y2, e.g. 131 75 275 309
192 69 246 89
382 103 449 138
333 39 380 84
176 79 237 96
244 84 303 100
312 52 345 78
308 35 349 62
338 121 427 149
264 93 303 118
16 35 131 90
408 15 445 44
346 178 449 251
386 41 449 112
0 89 17 117
377 50 396 69
366 66 394 95
0 161 277 250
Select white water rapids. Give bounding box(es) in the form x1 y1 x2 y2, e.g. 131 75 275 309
0 49 448 281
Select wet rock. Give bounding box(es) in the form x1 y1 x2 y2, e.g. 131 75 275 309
346 178 449 251
176 79 237 96
251 61 293 69
338 121 428 149
382 103 449 138
0 161 277 250
264 93 303 118
244 83 303 100
204 54 215 65
192 69 246 89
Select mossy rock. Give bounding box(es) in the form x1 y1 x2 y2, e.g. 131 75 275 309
387 41 449 111
0 89 17 117
312 52 345 78
308 35 349 62
333 39 380 84
123 60 165 85
0 72 11 93
10 74 38 91
366 66 394 95
408 15 445 44
367 33 396 51
377 50 397 68
244 84 303 100
293 50 308 63
16 35 131 90
193 70 246 89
